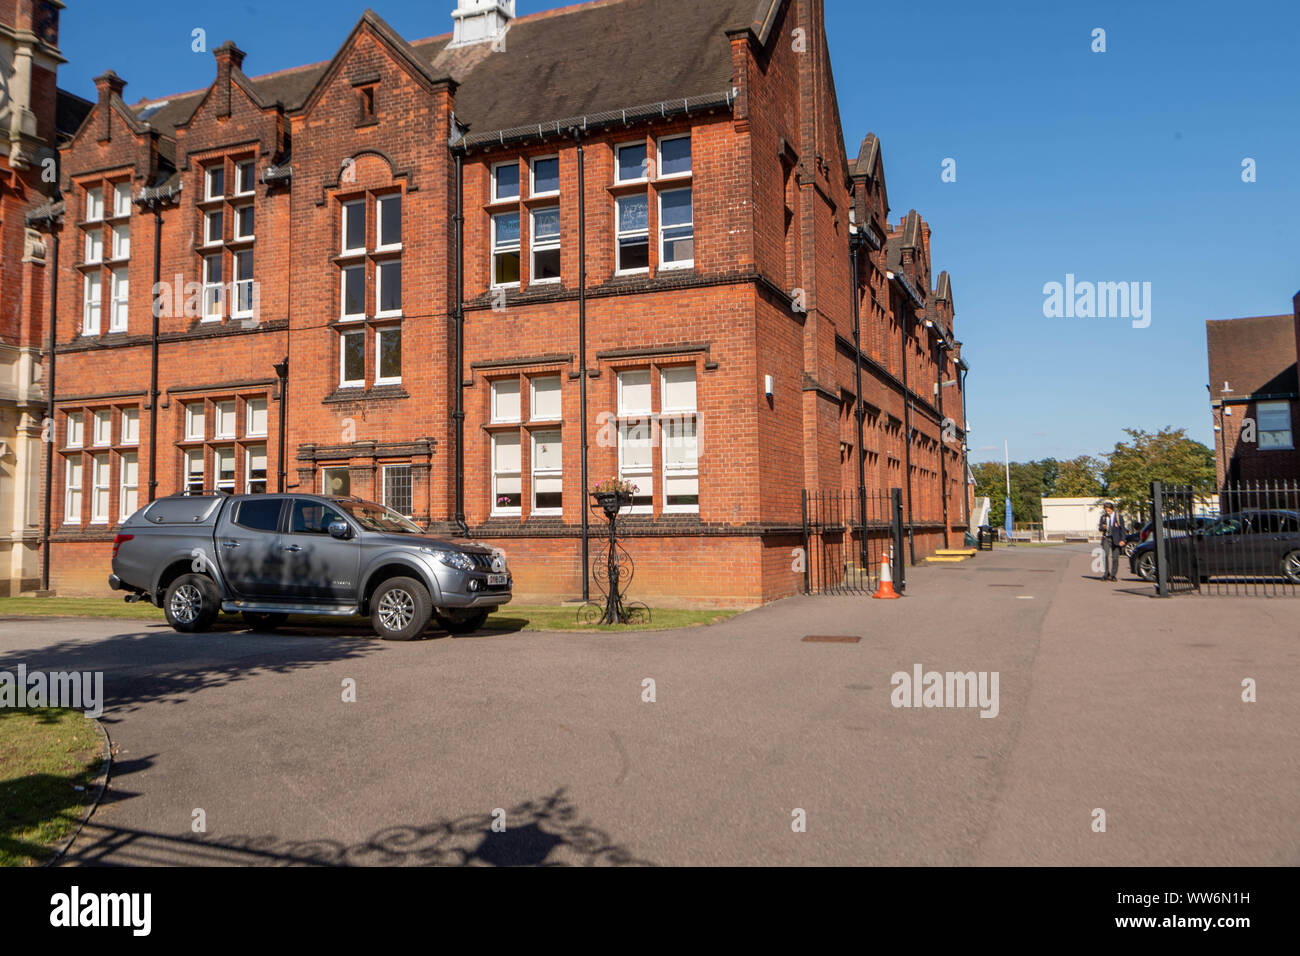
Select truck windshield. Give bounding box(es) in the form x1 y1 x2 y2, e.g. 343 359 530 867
334 499 424 534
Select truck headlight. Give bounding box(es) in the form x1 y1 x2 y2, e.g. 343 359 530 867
426 548 475 572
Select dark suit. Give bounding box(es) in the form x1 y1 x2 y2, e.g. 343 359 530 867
1098 510 1126 580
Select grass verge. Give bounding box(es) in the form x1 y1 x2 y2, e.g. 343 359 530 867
0 597 738 632
0 708 105 867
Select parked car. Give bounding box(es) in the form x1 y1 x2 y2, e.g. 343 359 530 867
1129 510 1300 584
109 493 512 640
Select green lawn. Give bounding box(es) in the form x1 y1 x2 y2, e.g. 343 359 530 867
0 597 737 633
0 709 105 866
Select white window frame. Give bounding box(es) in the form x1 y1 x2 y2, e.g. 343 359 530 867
340 330 365 388
1257 401 1294 450
205 165 224 200
119 452 139 520
92 409 112 447
110 223 130 260
617 370 654 514
491 432 522 516
244 444 268 494
490 378 521 424
375 193 402 251
492 160 521 202
214 400 236 439
202 254 223 320
213 446 236 494
232 249 255 319
64 457 83 524
245 397 268 437
184 448 205 495
85 186 104 222
491 212 521 288
90 453 111 524
84 227 103 264
203 207 224 247
661 414 699 514
232 203 254 241
375 259 402 318
382 463 414 517
531 429 563 516
656 133 692 180
615 194 650 276
235 161 255 196
82 273 102 335
341 199 365 255
120 407 139 446
340 263 366 320
615 140 649 184
658 187 694 271
109 267 128 332
112 182 132 217
529 205 561 285
530 375 561 421
375 326 402 385
184 402 205 441
66 412 84 448
530 154 560 198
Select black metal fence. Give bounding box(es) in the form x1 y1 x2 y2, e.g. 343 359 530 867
801 487 905 595
1148 480 1300 597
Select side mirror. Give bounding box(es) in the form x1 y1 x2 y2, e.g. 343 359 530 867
328 520 352 540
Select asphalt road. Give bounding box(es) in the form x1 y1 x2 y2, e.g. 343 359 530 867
2 543 1296 866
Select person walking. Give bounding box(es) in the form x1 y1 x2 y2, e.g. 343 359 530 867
1098 501 1126 581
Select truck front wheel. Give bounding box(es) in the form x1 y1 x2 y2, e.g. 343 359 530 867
370 577 432 641
164 573 221 633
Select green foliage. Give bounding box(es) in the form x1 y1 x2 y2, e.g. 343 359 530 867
1054 456 1107 497
973 459 1055 527
1103 428 1216 517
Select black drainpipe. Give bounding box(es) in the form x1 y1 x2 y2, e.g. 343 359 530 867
959 363 969 529
937 339 949 549
148 204 162 501
40 228 60 592
850 232 867 569
452 148 468 537
273 358 288 491
901 309 915 565
572 127 590 602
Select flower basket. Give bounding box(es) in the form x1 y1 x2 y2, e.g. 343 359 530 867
591 490 632 517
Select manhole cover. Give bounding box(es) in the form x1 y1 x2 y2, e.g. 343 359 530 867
802 635 861 643
989 583 1024 588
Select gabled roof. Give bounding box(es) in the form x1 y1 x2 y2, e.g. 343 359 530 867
125 0 760 143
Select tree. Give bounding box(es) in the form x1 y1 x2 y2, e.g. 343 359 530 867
1103 428 1216 517
972 458 1056 528
1054 456 1106 497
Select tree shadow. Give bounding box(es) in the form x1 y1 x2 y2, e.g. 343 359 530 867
0 627 378 716
63 787 653 867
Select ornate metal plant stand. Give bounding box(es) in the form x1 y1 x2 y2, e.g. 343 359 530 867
578 492 651 627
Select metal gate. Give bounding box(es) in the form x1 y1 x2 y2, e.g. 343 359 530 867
801 487 904 595
1149 480 1300 597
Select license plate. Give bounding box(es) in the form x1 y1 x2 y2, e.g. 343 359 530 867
487 574 508 586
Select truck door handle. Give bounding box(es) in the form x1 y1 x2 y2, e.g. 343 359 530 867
283 544 303 552
222 541 240 549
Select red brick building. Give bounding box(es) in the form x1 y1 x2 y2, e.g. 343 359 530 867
1206 297 1300 484
27 0 970 606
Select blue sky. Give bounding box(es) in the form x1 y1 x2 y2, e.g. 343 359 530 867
58 1 1300 464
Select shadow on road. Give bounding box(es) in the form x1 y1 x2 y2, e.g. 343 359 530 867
64 787 653 867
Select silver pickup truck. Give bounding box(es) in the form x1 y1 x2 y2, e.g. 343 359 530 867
108 493 511 640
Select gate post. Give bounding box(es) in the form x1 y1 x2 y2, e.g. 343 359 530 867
891 487 906 594
801 489 811 595
1152 481 1170 598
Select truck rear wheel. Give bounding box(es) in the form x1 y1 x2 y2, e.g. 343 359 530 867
164 573 221 633
370 577 431 641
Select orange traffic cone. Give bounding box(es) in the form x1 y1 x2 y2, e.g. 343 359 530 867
872 548 901 599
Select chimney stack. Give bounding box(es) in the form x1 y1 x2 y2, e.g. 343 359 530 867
93 70 126 142
212 41 247 117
